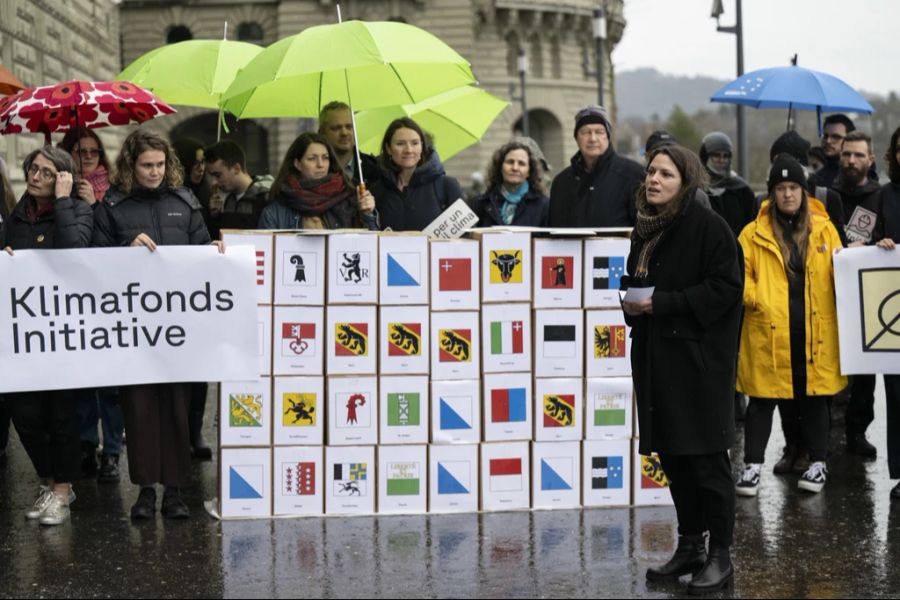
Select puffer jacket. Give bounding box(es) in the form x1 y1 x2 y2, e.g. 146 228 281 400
93 184 210 247
472 187 549 228
2 193 93 250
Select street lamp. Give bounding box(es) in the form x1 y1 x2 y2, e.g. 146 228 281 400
509 47 529 137
593 8 606 106
711 0 748 181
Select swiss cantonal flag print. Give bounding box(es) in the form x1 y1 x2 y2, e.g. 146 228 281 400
437 258 471 291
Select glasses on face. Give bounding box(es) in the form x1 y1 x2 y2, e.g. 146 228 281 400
27 164 58 181
77 148 101 158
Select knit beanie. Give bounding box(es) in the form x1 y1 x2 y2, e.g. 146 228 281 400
699 132 733 164
645 130 676 154
768 153 807 192
769 130 810 165
574 105 612 138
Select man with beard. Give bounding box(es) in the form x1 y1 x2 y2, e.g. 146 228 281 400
809 114 856 189
699 132 755 238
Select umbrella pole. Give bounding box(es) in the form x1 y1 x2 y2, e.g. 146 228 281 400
217 21 228 142
817 106 823 138
786 102 792 131
335 3 366 188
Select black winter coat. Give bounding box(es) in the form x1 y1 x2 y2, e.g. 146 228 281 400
472 187 549 228
831 175 884 242
92 185 211 247
548 149 644 228
2 194 93 250
624 197 743 455
879 182 900 243
706 171 756 238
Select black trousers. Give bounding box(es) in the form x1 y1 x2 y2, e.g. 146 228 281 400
657 452 735 549
846 374 877 434
886 375 900 479
6 391 81 483
745 397 829 463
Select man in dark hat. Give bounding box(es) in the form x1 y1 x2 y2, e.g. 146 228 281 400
699 131 755 238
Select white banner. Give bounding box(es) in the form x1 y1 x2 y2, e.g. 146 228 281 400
0 245 259 393
835 246 900 374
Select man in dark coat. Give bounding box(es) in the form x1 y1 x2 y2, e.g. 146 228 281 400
318 101 379 188
204 141 273 233
809 113 855 189
699 131 756 238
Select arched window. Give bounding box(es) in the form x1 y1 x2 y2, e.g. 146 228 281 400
236 22 264 44
166 25 193 44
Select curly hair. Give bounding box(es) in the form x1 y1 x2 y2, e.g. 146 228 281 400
885 125 900 184
636 144 710 216
485 142 545 195
111 130 183 194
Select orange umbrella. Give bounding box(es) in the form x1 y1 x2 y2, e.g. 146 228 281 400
0 64 25 96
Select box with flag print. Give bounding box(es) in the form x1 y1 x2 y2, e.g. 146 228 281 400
220 447 272 518
379 375 429 444
585 378 633 441
379 233 429 305
220 377 271 447
533 309 584 377
582 439 632 507
377 444 427 514
480 441 530 511
222 230 274 305
471 230 532 303
326 231 379 305
633 446 674 506
257 305 272 376
379 306 429 375
534 378 583 442
533 237 583 309
272 306 324 376
326 305 377 375
429 443 478 513
273 376 324 446
430 379 481 444
583 237 631 308
531 441 581 509
325 445 375 515
274 446 323 516
430 311 480 380
429 239 479 311
483 373 533 442
326 376 378 446
585 309 631 377
481 303 531 373
273 232 326 306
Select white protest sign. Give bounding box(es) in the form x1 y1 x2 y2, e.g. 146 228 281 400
423 198 479 239
0 245 259 392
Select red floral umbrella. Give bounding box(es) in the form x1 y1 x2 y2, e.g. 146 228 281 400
0 79 175 142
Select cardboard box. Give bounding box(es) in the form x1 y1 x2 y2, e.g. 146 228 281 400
327 231 379 304
379 233 429 305
532 441 581 509
273 232 326 305
326 376 378 446
430 311 480 380
585 309 631 377
584 377 633 441
430 379 481 444
222 230 274 305
379 306 430 375
430 238 480 311
272 376 324 446
379 375 430 444
583 237 631 308
219 447 272 518
474 230 533 303
582 439 632 507
533 237 583 308
325 445 376 515
377 444 428 514
272 306 324 376
220 378 271 447
533 309 584 377
481 303 532 373
428 444 479 513
326 305 377 375
483 372 533 442
480 441 530 511
273 446 324 516
534 378 583 442
257 305 272 376
633 445 674 506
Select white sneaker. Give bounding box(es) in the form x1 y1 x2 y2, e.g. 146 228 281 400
798 461 827 493
736 463 762 497
25 486 76 520
38 492 71 526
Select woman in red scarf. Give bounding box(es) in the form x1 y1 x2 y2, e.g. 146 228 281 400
58 128 112 206
259 132 377 230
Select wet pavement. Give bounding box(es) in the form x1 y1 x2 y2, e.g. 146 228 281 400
1 383 899 598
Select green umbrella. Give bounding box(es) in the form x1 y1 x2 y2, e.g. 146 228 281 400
221 20 476 119
355 85 509 161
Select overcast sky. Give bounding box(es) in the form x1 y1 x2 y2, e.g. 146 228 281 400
614 0 899 97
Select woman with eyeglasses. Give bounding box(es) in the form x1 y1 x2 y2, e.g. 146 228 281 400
58 128 112 206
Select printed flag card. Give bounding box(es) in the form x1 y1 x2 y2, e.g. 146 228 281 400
257 305 272 376
481 303 532 373
583 237 631 308
483 373 532 442
273 232 326 305
586 309 631 377
534 309 584 377
534 378 583 442
273 376 324 445
633 446 674 506
326 376 378 446
430 311 480 380
430 239 479 311
325 445 375 515
532 441 580 509
273 446 323 516
326 231 378 304
272 306 324 375
222 230 274 305
220 447 271 518
585 378 633 440
533 238 583 308
429 444 478 513
378 444 427 514
326 305 377 375
583 439 632 507
472 230 532 303
480 441 530 511
220 378 271 447
431 379 481 444
379 233 429 305
379 306 429 374
379 375 429 444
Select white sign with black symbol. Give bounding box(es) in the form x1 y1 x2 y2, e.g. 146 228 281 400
846 206 879 244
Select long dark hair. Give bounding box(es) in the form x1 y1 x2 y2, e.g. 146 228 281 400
886 125 900 184
58 127 112 173
270 132 346 201
636 145 709 215
377 117 434 172
486 142 545 195
111 130 183 194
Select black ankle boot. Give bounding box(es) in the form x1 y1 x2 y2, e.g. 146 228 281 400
646 534 707 582
162 487 190 520
687 545 733 595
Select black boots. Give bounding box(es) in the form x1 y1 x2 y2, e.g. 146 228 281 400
646 534 707 582
189 383 212 461
846 431 877 457
98 454 120 483
130 487 156 520
687 545 733 595
161 487 190 519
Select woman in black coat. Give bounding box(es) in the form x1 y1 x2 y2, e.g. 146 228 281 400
472 141 549 227
622 144 743 594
